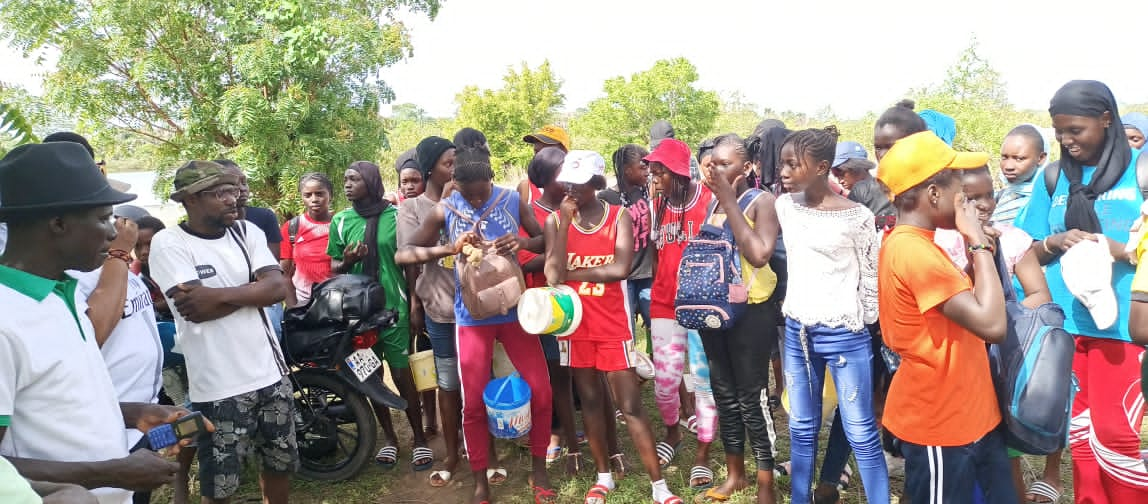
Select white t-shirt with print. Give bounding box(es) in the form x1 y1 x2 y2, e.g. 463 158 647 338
148 221 287 403
0 273 131 504
69 267 164 449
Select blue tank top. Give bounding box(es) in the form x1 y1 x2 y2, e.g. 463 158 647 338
443 186 522 327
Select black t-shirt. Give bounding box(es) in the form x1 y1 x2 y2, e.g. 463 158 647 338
244 206 282 245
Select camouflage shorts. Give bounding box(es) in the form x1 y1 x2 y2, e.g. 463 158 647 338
192 376 299 499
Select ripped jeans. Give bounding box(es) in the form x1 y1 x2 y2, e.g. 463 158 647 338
783 318 889 504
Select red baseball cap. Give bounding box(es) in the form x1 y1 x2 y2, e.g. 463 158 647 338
643 138 691 177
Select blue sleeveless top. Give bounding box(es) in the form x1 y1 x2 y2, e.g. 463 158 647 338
443 186 522 327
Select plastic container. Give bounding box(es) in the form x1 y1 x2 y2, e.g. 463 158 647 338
483 373 532 439
408 349 438 392
517 285 583 337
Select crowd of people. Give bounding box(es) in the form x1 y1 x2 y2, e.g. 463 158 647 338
1 78 1147 504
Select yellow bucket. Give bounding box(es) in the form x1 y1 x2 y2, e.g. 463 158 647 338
781 369 838 419
409 349 438 392
517 285 583 337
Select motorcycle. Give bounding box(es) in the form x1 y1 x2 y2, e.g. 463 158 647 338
282 275 405 481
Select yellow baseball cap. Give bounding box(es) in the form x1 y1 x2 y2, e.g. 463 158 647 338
877 131 989 197
523 124 571 151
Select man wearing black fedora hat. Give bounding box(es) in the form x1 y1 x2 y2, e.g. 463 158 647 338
149 160 295 504
0 142 201 503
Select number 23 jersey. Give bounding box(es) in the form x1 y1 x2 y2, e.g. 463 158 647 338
562 202 631 342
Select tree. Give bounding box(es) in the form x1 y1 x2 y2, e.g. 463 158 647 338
910 39 1022 156
376 103 454 189
573 58 719 155
0 0 441 214
454 61 564 177
707 92 763 138
0 102 38 154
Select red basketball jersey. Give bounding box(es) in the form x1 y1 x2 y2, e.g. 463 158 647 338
518 199 557 289
650 185 713 319
563 202 631 342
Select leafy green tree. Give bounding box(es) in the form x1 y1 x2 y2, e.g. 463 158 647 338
377 103 455 188
0 0 441 214
0 102 38 154
573 58 719 155
708 92 764 139
910 39 1023 158
454 61 564 177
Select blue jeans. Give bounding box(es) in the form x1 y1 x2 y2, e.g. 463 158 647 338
899 429 1018 504
265 304 284 340
626 277 652 340
783 318 889 504
425 317 459 391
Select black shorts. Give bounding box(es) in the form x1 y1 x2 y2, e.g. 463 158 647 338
192 377 299 499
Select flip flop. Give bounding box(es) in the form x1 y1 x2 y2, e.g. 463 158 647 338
533 485 558 504
615 409 627 425
689 465 714 490
693 488 730 503
658 496 685 504
1025 480 1062 503
486 467 508 486
375 445 398 469
585 483 611 504
679 415 698 434
412 446 434 472
610 453 628 479
837 464 853 491
773 460 791 477
656 441 682 468
428 470 452 488
567 452 584 474
545 445 564 465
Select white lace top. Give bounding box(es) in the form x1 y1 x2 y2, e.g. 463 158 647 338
775 194 879 331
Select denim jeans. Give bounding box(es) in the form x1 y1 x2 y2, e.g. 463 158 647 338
265 304 284 340
425 317 459 391
626 276 652 349
783 318 889 504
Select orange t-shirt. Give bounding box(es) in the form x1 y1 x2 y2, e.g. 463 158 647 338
878 226 1001 447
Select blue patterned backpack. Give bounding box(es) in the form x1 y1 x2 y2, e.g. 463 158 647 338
674 189 762 330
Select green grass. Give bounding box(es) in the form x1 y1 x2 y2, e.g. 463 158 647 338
154 325 1126 503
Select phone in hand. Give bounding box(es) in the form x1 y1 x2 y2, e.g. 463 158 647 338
146 412 207 450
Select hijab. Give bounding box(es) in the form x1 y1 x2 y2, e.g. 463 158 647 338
394 148 418 175
348 161 388 278
918 110 957 146
1121 112 1148 143
750 127 793 193
1048 80 1131 234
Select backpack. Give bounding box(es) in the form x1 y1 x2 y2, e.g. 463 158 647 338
1043 152 1148 198
674 189 763 330
442 190 527 320
987 248 1076 455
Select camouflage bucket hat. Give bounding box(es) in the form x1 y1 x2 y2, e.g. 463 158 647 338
170 160 241 202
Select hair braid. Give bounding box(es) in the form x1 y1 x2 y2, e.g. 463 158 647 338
782 126 841 170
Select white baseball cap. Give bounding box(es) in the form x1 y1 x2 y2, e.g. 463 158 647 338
1061 237 1118 330
555 150 606 185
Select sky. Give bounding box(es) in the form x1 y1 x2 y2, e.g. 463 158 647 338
4 0 1147 121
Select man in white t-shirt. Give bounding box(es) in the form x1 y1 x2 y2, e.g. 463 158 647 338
0 143 192 504
148 161 296 504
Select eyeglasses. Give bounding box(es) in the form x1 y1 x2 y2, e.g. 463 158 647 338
199 187 241 200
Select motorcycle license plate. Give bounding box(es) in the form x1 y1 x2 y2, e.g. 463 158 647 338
345 349 382 382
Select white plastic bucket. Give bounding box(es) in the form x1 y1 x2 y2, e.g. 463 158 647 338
517 285 583 337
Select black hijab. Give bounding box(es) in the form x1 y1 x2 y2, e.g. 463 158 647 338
416 136 455 181
749 127 792 193
348 161 388 278
650 120 676 148
1048 80 1131 233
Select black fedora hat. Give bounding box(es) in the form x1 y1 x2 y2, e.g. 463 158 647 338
0 142 136 219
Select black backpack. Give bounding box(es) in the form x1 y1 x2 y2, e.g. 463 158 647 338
987 249 1075 455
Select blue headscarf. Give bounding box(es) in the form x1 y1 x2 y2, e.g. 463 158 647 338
1121 112 1148 142
918 109 957 146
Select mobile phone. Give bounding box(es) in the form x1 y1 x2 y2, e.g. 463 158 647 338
146 412 207 450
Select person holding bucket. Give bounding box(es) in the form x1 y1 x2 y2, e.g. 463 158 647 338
540 150 684 504
397 146 556 504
